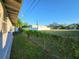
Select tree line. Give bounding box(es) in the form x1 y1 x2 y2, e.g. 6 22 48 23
47 23 79 29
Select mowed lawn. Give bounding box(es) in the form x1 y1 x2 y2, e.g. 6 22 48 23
10 32 51 59
10 30 79 59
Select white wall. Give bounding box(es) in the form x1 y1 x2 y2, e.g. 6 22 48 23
30 25 51 30
2 17 13 48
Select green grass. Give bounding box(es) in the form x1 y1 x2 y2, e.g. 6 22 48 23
10 32 51 59
25 30 79 59
10 30 79 59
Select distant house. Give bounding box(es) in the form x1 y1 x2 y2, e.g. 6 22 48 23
30 25 51 30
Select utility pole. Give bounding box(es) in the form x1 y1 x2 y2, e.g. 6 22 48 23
36 19 38 30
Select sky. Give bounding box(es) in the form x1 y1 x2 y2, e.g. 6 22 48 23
18 0 79 25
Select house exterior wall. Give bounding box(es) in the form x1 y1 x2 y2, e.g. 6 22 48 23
0 2 13 59
0 2 4 32
0 0 22 59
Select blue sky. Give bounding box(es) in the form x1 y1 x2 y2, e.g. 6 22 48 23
19 0 79 25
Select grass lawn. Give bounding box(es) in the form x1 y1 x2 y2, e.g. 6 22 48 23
10 32 51 59
10 30 79 59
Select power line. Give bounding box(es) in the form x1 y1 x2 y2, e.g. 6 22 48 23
22 0 40 14
30 0 40 11
29 0 37 9
26 0 36 12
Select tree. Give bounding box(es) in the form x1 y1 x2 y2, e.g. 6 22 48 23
58 24 66 29
16 19 30 31
48 23 79 29
66 24 79 29
48 23 60 29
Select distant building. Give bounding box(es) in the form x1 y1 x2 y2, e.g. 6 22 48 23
30 25 51 30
